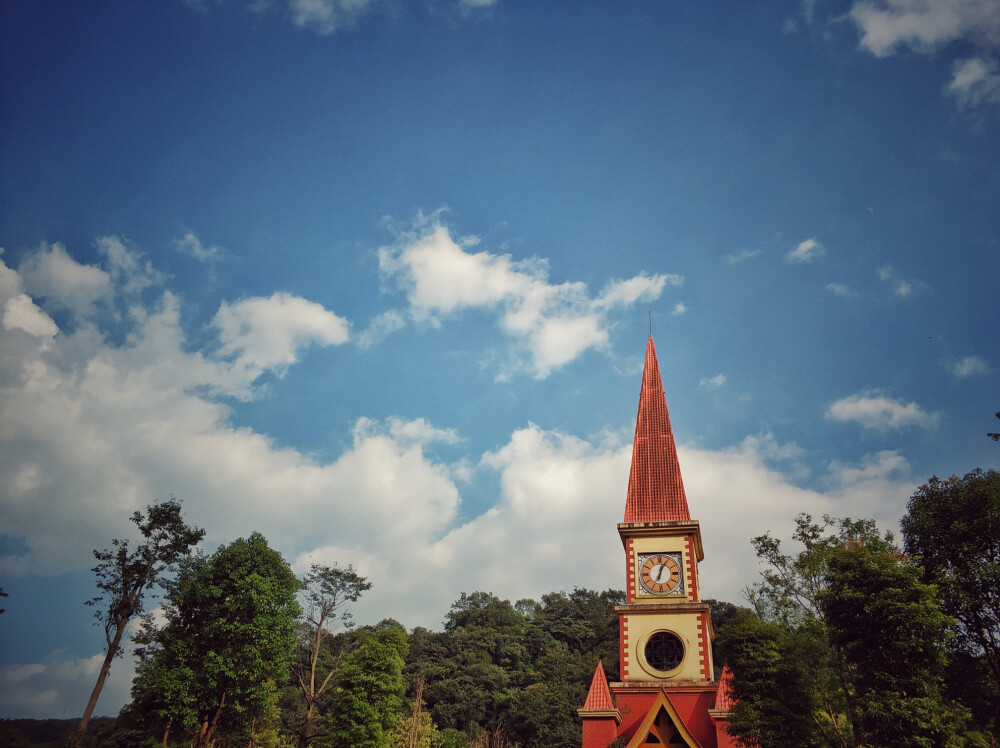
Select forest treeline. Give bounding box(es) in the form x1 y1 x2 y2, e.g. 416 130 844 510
2 469 996 748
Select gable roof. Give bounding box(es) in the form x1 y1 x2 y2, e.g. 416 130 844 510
625 689 705 748
624 336 690 523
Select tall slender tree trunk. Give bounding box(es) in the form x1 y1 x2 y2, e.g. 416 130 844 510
297 699 315 748
68 619 128 748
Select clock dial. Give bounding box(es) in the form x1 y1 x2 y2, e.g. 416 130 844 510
638 553 682 594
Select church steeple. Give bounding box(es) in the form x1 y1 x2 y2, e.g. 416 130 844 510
581 336 736 748
624 335 689 523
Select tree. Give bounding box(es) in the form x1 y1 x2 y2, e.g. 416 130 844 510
388 674 442 748
819 538 960 747
291 563 371 748
70 499 203 748
131 532 301 747
328 625 409 748
987 410 999 441
424 592 528 737
902 469 1000 731
720 514 973 748
715 609 825 747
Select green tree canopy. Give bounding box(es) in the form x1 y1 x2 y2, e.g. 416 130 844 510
327 626 409 748
901 468 1000 710
719 514 978 748
131 531 301 747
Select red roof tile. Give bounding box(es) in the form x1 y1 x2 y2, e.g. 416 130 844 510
582 661 615 711
714 664 735 710
624 336 690 523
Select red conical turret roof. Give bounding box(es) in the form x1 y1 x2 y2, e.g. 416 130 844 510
582 661 615 711
715 664 735 710
624 336 690 523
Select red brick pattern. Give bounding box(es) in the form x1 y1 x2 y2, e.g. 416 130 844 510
684 536 699 602
623 336 691 524
581 717 618 748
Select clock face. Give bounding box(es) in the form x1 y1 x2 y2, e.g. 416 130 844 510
638 553 682 594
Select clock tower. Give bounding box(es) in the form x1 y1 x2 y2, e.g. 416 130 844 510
579 336 737 748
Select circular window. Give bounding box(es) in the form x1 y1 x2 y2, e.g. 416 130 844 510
644 631 684 672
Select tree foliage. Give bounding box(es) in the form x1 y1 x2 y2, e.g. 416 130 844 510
131 532 301 747
902 469 1000 732
716 609 825 747
719 514 980 748
401 588 622 748
820 537 960 747
327 625 409 748
71 499 203 748
291 563 372 748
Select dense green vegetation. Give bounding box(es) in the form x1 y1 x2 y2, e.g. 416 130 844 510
718 500 998 747
49 468 998 747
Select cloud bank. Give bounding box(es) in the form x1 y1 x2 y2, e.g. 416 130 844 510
376 221 677 378
0 237 919 717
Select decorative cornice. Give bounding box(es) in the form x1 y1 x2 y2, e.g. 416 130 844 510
617 521 704 559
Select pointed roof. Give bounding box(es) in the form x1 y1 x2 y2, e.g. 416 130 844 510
624 336 690 523
714 664 735 711
581 661 615 711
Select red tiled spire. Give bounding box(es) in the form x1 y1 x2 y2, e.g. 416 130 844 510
623 336 690 523
714 664 735 710
582 661 615 711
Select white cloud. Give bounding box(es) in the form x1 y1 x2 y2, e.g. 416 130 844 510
289 0 379 35
173 232 223 263
948 56 1000 107
826 391 938 431
827 282 853 297
849 0 1000 57
18 242 112 317
876 264 918 297
97 236 163 295
952 355 989 378
699 373 726 389
383 416 461 445
356 309 406 348
726 248 764 265
3 294 58 338
672 302 687 316
212 292 351 382
378 221 676 378
786 238 825 264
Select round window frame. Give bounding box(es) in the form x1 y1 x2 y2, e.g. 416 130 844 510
637 630 686 677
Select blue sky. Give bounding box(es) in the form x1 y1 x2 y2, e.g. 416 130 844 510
1 0 998 720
